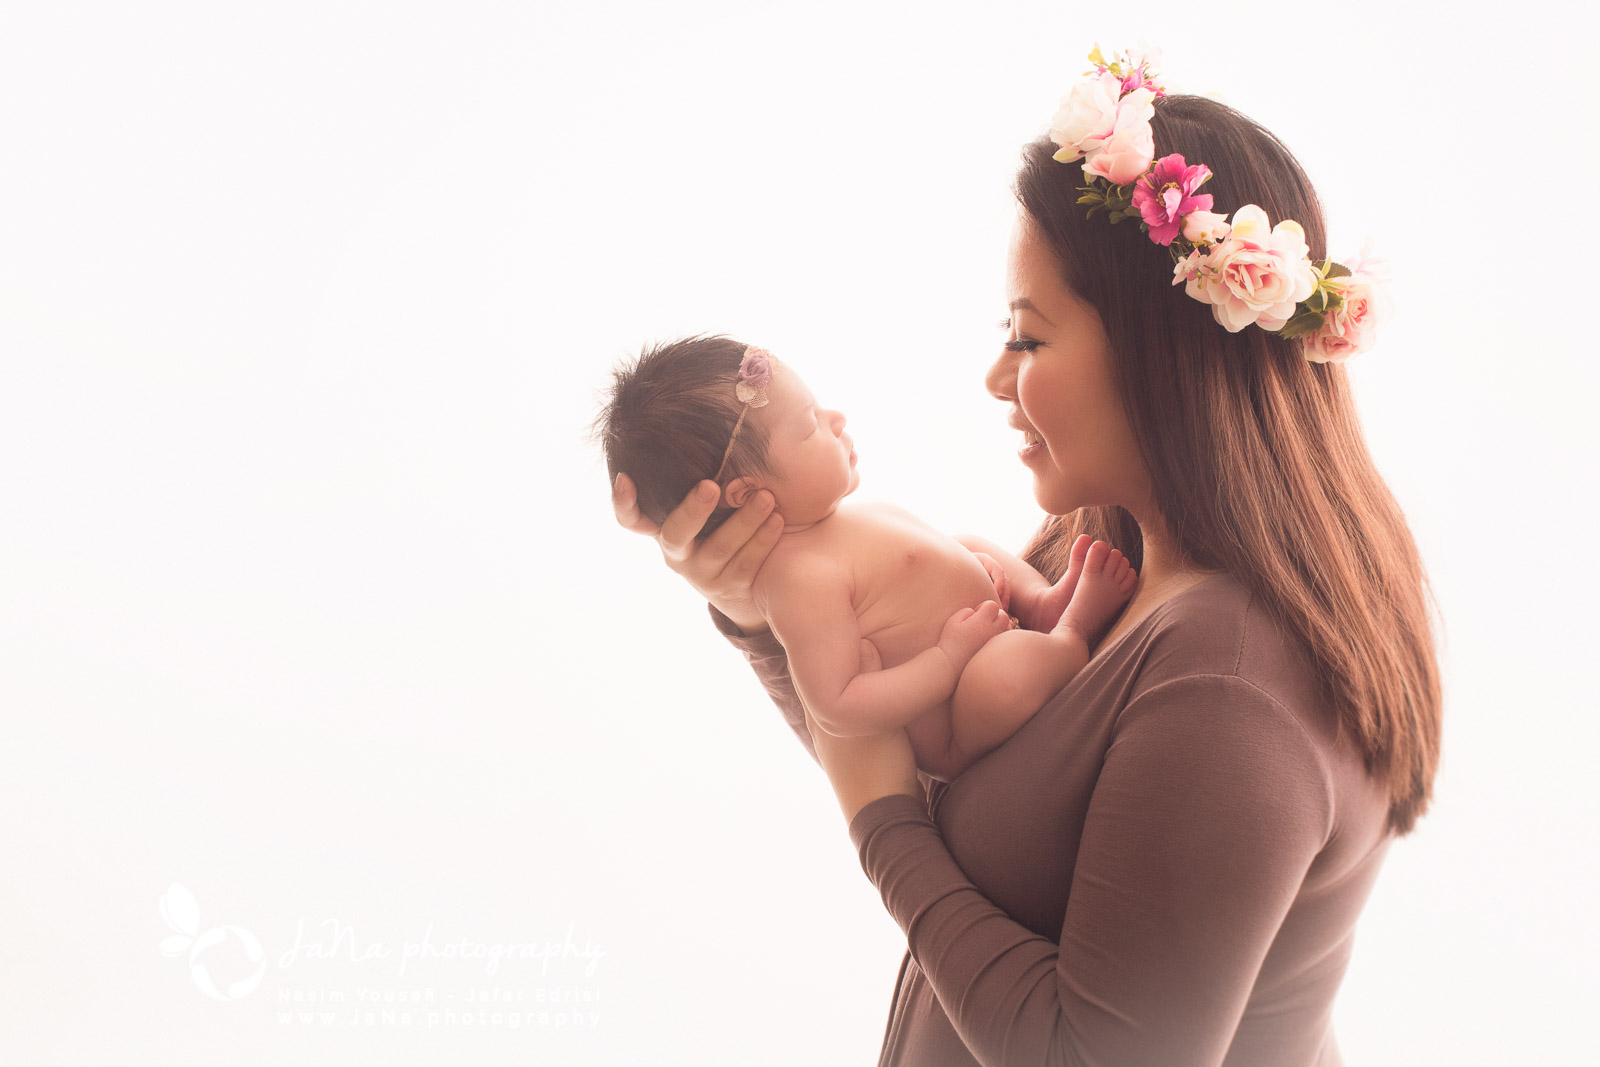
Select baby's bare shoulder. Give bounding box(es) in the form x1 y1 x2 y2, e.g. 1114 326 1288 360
754 537 849 596
845 499 923 524
752 539 852 621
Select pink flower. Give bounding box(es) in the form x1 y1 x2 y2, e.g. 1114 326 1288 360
1330 280 1381 348
1079 91 1157 184
1304 326 1358 363
1187 205 1317 332
1180 209 1231 246
1132 154 1213 245
1118 55 1166 97
1050 78 1157 185
738 346 774 387
1305 263 1392 362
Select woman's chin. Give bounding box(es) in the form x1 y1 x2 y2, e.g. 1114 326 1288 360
1031 478 1078 517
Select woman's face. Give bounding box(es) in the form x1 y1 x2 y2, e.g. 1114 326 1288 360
986 211 1152 519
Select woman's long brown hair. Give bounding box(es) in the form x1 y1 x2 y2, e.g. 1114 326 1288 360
1014 96 1442 836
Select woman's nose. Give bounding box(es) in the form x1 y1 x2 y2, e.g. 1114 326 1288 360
986 351 1016 402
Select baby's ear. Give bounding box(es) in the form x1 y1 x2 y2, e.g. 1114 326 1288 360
723 477 757 509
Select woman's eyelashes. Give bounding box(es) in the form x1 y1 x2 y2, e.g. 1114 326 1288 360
998 317 1041 353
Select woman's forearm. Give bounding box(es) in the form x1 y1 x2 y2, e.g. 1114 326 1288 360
709 604 815 763
847 674 1335 1064
713 602 770 636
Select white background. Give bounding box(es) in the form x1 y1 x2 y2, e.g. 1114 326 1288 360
3 1 1595 1064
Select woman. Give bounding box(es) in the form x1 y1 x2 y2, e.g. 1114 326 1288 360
612 84 1441 1065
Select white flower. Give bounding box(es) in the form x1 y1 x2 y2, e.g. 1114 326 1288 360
1188 205 1317 332
1180 209 1231 246
1049 71 1127 164
1172 248 1209 287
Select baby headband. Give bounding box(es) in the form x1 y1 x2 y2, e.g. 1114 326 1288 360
711 346 779 484
1047 45 1391 363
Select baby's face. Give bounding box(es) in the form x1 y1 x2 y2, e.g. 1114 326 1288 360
748 364 860 526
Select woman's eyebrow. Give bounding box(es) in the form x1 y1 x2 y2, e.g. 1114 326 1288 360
1009 297 1054 326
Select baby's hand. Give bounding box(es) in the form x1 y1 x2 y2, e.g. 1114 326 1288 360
971 552 1012 613
937 600 1010 675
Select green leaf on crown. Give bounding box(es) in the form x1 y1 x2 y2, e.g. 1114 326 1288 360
1278 307 1330 340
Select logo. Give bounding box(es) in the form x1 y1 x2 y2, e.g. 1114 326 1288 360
159 882 267 1000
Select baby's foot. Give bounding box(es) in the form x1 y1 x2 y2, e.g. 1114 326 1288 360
1034 534 1093 630
1054 540 1138 646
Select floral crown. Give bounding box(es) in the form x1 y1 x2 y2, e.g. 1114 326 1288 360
1048 45 1390 363
711 346 779 484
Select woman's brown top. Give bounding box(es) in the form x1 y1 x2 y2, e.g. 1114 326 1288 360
712 569 1392 1066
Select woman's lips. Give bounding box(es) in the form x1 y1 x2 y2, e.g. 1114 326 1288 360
1018 429 1046 464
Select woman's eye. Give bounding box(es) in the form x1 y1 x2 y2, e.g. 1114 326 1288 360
998 317 1039 352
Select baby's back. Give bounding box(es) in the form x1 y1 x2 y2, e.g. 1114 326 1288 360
762 500 998 668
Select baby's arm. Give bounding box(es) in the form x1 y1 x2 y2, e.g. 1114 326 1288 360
956 533 1056 627
761 558 1008 739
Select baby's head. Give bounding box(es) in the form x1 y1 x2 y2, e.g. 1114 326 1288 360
594 334 859 538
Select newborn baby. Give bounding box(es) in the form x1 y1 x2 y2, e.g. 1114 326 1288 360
596 336 1136 781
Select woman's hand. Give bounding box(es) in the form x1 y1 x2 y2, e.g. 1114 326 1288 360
611 473 784 635
802 637 921 825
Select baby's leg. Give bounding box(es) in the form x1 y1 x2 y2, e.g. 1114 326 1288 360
948 541 1137 770
1031 534 1094 632
1054 541 1139 648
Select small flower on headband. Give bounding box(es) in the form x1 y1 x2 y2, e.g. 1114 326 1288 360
734 346 774 407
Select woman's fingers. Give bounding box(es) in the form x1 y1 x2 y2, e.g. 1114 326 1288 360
716 499 783 587
610 473 662 537
613 474 781 634
656 481 722 566
687 485 776 577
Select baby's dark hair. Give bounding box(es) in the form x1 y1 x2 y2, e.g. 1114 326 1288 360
592 333 775 541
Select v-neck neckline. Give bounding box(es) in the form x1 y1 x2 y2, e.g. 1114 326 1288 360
1085 569 1235 666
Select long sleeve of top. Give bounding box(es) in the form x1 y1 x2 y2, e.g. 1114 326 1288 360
710 571 1393 1067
